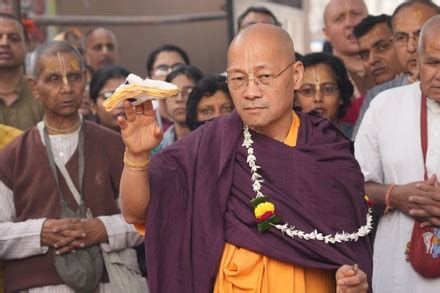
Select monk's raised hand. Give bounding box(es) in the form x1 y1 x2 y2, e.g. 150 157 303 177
117 100 163 156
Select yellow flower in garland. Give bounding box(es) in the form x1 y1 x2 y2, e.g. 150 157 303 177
254 202 275 218
250 197 281 232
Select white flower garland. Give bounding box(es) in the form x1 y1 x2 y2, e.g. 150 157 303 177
242 125 373 244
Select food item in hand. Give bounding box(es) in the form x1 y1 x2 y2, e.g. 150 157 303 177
103 73 179 111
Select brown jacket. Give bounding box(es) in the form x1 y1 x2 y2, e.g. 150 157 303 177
0 121 124 292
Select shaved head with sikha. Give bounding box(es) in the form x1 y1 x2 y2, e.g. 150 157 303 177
227 24 303 141
418 15 440 102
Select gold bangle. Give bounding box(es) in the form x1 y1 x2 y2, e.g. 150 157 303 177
123 151 150 170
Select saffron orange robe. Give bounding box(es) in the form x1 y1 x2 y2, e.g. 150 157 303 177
213 112 335 293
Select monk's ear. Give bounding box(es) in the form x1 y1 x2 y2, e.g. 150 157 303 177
28 77 40 99
292 61 304 90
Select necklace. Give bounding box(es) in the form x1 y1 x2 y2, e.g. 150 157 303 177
44 118 81 135
242 125 373 244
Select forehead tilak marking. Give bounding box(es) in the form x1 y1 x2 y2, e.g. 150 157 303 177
69 58 80 71
245 46 254 76
411 10 424 22
395 10 424 32
424 33 440 52
370 25 388 40
45 57 60 72
57 52 69 85
312 67 321 92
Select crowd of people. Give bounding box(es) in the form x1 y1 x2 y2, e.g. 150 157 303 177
0 0 440 292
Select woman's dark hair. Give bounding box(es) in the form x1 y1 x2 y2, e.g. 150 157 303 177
186 75 232 130
145 44 190 77
165 64 204 84
89 65 130 102
299 52 353 119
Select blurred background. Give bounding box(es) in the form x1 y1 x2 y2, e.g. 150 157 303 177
2 0 439 76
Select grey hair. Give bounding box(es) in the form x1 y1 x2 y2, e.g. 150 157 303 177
30 40 85 78
418 15 440 54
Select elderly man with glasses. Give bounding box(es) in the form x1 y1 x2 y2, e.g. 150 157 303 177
119 23 372 293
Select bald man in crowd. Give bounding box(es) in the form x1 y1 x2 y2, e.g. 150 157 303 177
119 23 372 292
323 0 373 96
355 15 440 293
85 27 119 71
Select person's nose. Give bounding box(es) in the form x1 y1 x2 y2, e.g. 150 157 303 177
313 88 323 103
369 51 380 67
345 14 357 29
213 108 221 119
243 76 263 100
433 68 440 81
407 36 417 54
101 45 109 55
60 78 74 94
175 91 185 102
0 34 9 46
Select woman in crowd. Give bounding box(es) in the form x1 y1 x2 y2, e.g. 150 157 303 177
295 52 353 136
146 44 191 131
186 75 234 131
152 65 204 154
89 65 130 132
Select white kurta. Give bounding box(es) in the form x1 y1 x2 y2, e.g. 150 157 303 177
355 82 440 293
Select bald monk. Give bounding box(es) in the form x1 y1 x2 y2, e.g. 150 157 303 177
120 24 372 292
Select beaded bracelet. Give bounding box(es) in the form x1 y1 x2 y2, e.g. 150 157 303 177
384 184 396 214
123 151 149 171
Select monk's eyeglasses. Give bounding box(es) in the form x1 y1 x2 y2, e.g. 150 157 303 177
226 61 295 91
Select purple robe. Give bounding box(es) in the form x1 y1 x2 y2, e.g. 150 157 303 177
146 111 372 292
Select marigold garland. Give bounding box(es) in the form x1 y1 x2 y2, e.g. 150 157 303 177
242 124 373 243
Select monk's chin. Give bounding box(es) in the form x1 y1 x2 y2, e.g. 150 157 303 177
240 114 266 126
